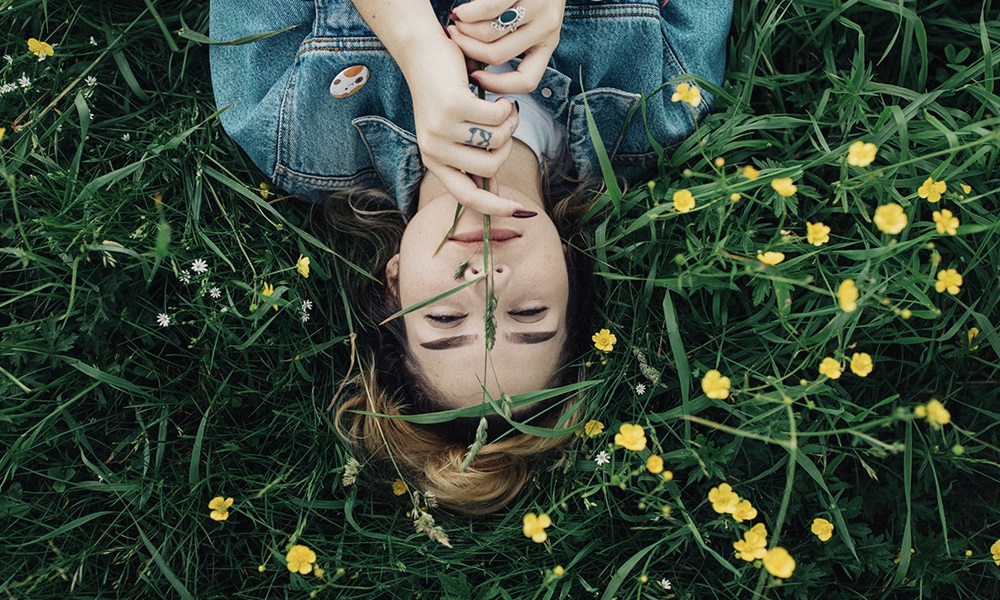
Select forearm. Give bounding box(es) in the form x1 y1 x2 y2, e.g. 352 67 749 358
351 0 450 79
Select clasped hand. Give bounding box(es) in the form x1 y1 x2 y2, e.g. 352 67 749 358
405 0 565 216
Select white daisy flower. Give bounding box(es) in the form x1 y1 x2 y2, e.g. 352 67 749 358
301 299 313 311
301 312 310 323
594 450 610 466
191 259 208 274
659 578 672 590
636 383 647 395
121 133 130 141
85 75 97 87
18 74 30 89
209 287 221 299
179 270 191 284
0 83 14 94
3 55 12 65
89 36 98 46
156 313 170 327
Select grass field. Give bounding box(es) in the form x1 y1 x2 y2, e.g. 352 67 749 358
2 1 1000 598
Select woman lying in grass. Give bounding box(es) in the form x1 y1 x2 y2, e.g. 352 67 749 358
210 0 731 514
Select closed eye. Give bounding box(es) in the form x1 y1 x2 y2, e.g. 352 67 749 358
425 314 466 324
509 306 548 321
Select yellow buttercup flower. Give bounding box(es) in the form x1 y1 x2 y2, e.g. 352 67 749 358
811 517 834 542
932 209 959 236
553 565 565 576
672 189 696 213
838 279 859 312
763 547 796 579
645 454 664 474
733 523 768 561
757 251 785 266
991 539 1000 565
918 177 947 203
742 165 760 180
923 399 951 428
819 357 842 380
806 221 830 246
708 482 740 515
208 496 233 521
849 352 873 377
592 328 617 352
935 269 963 295
313 566 324 579
614 423 647 451
968 327 980 351
873 203 908 234
732 499 757 523
258 182 273 199
579 419 605 438
296 254 310 278
701 369 731 399
391 478 408 496
671 82 702 107
27 37 54 59
846 141 878 167
522 512 551 543
960 183 972 194
262 282 277 310
0 127 6 143
285 544 317 575
771 177 797 197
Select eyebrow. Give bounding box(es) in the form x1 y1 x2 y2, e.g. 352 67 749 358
419 331 558 350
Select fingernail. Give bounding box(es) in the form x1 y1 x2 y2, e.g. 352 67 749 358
512 210 537 218
448 11 460 22
444 26 452 38
513 100 520 113
469 74 481 88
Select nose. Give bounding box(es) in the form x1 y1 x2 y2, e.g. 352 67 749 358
465 261 509 288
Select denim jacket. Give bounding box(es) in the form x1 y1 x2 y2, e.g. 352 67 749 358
210 0 733 210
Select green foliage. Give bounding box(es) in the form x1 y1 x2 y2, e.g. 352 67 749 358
2 1 999 598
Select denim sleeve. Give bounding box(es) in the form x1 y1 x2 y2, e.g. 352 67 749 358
209 0 315 181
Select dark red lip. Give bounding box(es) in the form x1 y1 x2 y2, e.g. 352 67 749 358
449 228 521 243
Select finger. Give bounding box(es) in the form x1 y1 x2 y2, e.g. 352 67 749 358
457 112 517 153
448 24 522 66
435 170 525 217
458 94 516 129
451 0 516 24
446 131 515 178
469 49 550 94
451 19 508 44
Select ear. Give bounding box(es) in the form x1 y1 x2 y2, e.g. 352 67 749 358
385 254 400 299
562 243 568 256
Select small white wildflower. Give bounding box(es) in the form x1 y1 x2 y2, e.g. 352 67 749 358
594 450 610 466
209 287 222 299
0 83 14 94
191 259 208 274
179 270 191 284
3 55 12 65
56 123 63 132
156 313 171 327
659 578 672 590
89 36 98 46
301 299 313 311
37 54 47 62
300 312 310 323
635 383 647 395
18 74 30 89
85 75 97 87
121 133 130 142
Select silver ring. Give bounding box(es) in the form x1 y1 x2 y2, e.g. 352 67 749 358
491 6 525 32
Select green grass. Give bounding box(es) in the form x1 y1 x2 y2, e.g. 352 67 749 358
2 0 1000 598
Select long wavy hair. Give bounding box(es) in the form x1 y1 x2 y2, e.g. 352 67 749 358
325 177 597 515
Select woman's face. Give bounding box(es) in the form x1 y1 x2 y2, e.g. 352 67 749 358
388 177 570 408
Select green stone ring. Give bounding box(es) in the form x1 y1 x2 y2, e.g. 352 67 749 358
492 6 525 32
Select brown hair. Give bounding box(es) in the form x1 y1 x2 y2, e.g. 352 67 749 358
324 177 598 515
